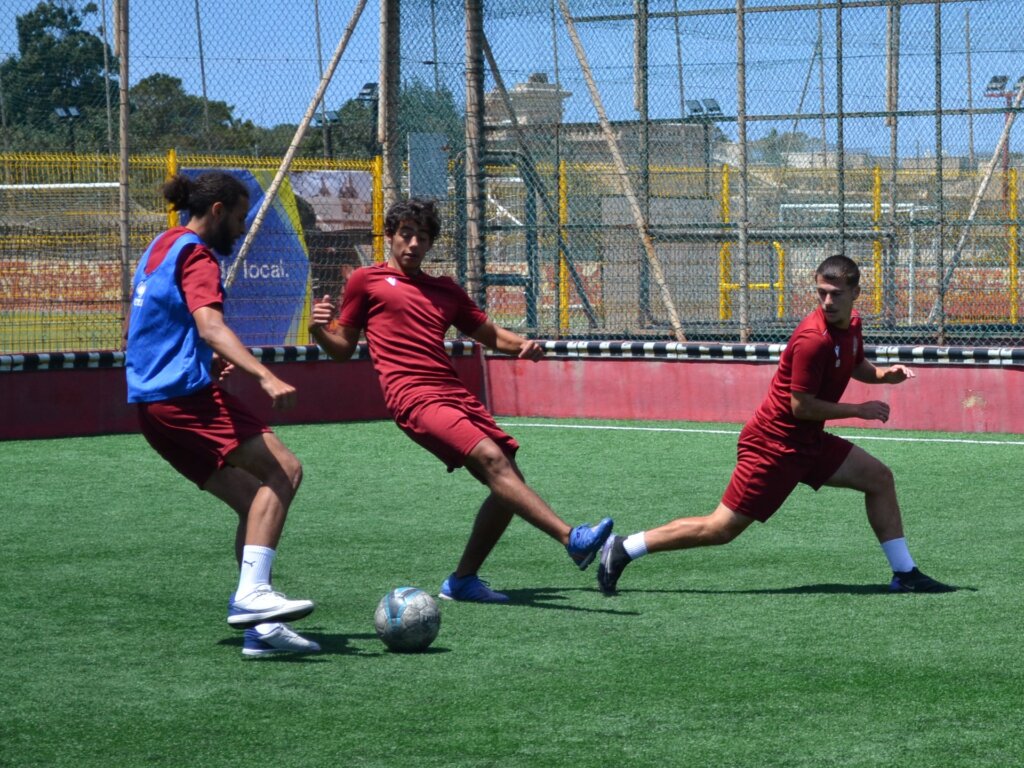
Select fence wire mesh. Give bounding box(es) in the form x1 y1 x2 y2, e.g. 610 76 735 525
1 0 1022 353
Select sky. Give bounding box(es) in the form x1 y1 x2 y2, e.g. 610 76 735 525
1 0 1022 158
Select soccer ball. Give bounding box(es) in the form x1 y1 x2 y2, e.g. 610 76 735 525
374 587 441 653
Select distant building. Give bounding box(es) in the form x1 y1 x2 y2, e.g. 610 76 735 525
484 73 710 169
484 72 571 127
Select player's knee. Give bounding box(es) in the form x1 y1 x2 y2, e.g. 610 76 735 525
285 456 303 493
469 441 512 481
865 461 895 495
268 453 302 501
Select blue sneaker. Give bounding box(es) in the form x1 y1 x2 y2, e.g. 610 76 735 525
242 623 321 657
438 573 509 603
567 517 614 570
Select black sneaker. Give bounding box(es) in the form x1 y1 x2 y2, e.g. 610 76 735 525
889 567 956 593
597 535 631 595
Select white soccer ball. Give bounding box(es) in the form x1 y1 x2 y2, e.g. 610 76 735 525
374 587 441 653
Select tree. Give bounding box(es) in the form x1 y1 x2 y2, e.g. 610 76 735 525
0 1 115 151
320 79 464 161
397 79 463 155
129 73 271 155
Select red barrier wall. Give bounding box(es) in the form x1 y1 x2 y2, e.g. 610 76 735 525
0 358 483 441
485 357 1024 435
2 353 1022 440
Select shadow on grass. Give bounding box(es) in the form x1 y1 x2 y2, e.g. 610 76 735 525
618 583 973 596
499 586 641 615
218 629 390 660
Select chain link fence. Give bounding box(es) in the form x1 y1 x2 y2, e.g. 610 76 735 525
1 0 1022 353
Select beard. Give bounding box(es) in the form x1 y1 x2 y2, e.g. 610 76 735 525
209 219 239 256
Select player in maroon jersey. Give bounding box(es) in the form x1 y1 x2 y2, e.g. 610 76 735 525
309 198 612 603
597 255 953 595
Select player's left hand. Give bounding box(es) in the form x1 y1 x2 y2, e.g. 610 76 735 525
882 365 914 384
518 339 545 362
212 354 235 381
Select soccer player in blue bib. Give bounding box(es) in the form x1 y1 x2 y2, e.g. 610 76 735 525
126 171 318 656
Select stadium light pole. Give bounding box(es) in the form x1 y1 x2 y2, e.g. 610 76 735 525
357 82 379 150
54 106 81 154
985 74 1022 212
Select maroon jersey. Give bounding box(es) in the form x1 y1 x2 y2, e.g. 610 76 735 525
144 226 224 313
749 306 865 448
337 264 488 416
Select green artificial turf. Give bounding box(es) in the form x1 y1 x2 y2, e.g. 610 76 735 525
2 419 1021 767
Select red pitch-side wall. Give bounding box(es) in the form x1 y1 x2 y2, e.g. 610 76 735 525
484 357 1024 435
2 354 1022 439
0 358 483 440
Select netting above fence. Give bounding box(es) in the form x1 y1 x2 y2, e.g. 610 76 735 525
1 0 1023 353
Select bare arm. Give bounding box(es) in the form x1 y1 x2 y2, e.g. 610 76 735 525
470 320 545 361
851 358 915 385
192 305 296 409
308 294 361 362
790 390 887 423
790 360 913 424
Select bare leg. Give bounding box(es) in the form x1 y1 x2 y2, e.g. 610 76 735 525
823 445 904 543
464 439 571 544
643 503 756 552
453 494 513 577
203 432 302 550
204 465 261 565
452 439 572 576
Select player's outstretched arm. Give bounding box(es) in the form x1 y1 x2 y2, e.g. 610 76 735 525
852 359 915 385
470 321 545 361
193 305 296 409
308 294 360 362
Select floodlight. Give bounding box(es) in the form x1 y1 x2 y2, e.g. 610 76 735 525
702 99 723 116
357 82 379 101
685 100 705 115
54 107 68 118
985 75 1009 95
67 106 81 118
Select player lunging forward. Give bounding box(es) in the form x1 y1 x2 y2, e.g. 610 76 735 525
310 197 612 603
598 255 953 596
126 172 318 656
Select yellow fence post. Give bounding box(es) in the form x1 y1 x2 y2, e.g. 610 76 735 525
1010 167 1018 324
772 241 786 319
558 159 570 334
165 148 179 228
719 164 732 320
872 165 882 315
372 154 384 263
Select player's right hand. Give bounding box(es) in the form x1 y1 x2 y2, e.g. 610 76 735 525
261 373 297 410
309 294 335 329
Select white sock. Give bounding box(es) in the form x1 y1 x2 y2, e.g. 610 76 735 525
253 622 281 635
881 537 916 573
623 533 649 560
237 545 276 596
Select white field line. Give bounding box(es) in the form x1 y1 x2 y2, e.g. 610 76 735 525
497 421 1024 447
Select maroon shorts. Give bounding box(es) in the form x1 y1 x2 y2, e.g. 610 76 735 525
720 422 854 522
395 394 519 475
136 385 270 488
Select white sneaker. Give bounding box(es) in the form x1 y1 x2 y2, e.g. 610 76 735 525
227 585 315 628
242 624 321 657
